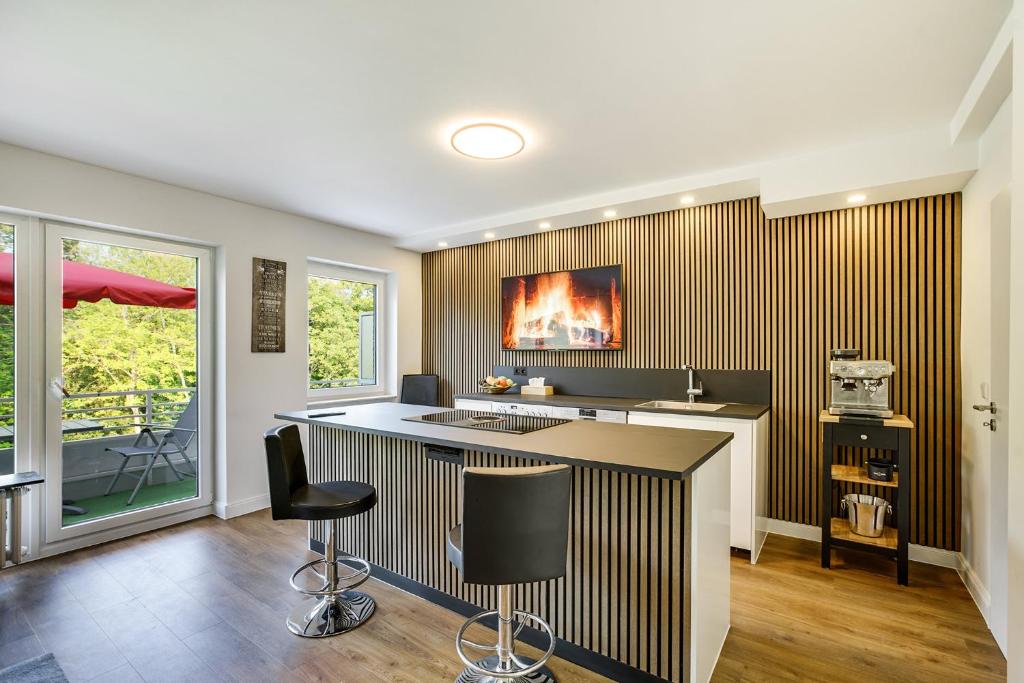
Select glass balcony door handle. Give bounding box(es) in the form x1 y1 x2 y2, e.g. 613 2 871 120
50 378 71 399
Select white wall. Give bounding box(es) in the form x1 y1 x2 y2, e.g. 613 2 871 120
0 141 422 541
960 96 1011 652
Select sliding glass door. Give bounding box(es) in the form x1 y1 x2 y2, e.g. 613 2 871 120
44 223 212 541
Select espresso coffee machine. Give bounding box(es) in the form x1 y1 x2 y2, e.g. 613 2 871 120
828 349 895 418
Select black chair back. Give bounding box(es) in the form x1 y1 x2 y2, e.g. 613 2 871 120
461 465 571 585
264 424 309 521
400 374 440 406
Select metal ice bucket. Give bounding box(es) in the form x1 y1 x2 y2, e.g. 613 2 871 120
840 493 892 538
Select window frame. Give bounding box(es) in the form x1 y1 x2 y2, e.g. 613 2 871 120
0 214 22 479
306 261 388 400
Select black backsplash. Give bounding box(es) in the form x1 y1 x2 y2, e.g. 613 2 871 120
492 365 771 405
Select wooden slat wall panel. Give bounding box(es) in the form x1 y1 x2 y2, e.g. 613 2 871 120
422 195 962 550
307 427 687 681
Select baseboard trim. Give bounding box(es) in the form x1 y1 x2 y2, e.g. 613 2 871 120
765 519 960 568
764 518 820 542
910 543 960 569
214 493 269 519
957 553 992 624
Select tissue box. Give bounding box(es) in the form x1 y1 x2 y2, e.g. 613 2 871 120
520 385 554 396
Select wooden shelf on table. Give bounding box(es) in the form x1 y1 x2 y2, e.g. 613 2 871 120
830 517 897 550
831 464 898 488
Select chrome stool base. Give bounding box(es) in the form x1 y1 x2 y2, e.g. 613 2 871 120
286 519 374 638
454 586 557 682
287 591 376 638
456 656 555 683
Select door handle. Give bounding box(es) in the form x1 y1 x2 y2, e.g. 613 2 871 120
973 401 997 414
50 378 70 399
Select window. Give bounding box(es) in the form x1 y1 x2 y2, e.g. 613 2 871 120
307 263 385 396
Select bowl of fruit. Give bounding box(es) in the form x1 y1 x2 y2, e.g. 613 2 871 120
478 375 517 394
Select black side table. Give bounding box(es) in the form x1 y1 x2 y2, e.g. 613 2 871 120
820 410 913 585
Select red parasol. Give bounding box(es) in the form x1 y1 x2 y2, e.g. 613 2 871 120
0 252 195 309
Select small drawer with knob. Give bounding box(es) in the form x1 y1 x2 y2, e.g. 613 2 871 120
831 423 899 450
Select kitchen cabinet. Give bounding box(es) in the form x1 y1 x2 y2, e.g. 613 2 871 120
453 398 493 411
455 396 767 562
628 411 769 562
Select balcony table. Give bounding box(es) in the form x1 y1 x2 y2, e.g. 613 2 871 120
0 419 103 444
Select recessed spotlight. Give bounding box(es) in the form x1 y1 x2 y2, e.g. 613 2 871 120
450 123 525 160
484 231 496 240
679 195 695 205
847 193 867 204
538 221 551 230
437 241 448 248
603 209 617 218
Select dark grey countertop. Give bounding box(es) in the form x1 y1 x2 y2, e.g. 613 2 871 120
454 392 770 420
275 403 733 480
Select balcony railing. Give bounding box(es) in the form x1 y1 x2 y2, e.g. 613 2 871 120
309 377 376 390
0 387 194 442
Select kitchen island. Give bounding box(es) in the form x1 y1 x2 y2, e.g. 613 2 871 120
275 403 733 683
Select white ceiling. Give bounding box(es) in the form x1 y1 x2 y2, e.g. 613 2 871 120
0 0 1010 245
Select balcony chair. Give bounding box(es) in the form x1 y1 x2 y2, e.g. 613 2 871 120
104 393 198 505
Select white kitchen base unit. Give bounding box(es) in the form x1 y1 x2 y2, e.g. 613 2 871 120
453 398 494 411
629 411 769 563
455 399 628 423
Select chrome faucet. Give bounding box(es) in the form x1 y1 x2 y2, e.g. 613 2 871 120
683 365 704 403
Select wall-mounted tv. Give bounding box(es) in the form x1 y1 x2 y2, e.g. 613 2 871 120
501 265 623 350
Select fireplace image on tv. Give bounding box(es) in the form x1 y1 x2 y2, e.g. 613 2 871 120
501 265 623 350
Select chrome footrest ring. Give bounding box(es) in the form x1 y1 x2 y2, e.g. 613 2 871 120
455 609 557 679
289 556 371 597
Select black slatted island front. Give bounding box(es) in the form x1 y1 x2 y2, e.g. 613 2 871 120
276 403 733 683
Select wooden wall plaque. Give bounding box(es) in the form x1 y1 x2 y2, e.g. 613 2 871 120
251 257 287 352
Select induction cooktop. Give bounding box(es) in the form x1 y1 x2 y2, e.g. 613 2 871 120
401 409 569 435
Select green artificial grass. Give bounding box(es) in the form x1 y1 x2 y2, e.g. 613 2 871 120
62 478 198 527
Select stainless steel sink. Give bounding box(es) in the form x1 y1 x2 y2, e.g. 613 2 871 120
633 400 727 411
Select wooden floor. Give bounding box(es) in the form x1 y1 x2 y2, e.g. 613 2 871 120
716 539 1005 682
0 511 1005 683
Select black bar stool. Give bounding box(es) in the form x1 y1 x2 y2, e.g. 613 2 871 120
400 373 440 406
447 464 571 682
264 424 377 638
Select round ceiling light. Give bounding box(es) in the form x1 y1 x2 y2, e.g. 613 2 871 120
450 123 525 160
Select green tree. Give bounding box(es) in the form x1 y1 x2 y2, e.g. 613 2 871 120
58 241 197 437
307 276 375 388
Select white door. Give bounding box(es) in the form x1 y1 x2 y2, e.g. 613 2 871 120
43 223 213 543
986 190 1010 652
